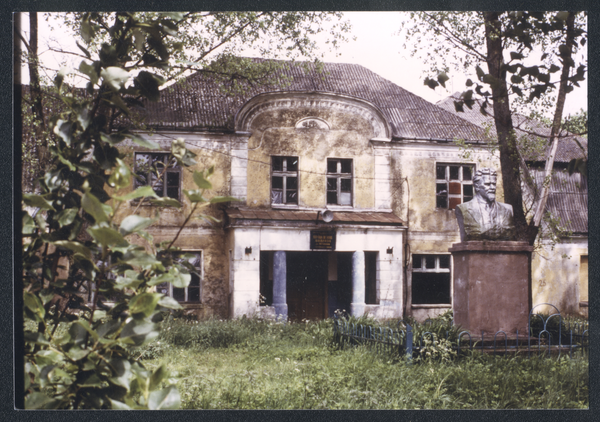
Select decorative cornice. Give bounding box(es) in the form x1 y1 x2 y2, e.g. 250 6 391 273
234 91 392 140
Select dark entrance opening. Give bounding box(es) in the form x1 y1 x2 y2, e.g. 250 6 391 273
287 252 328 321
327 252 352 317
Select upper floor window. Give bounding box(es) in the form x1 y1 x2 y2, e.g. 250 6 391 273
327 158 352 206
271 156 298 205
436 164 474 209
412 254 451 305
156 251 202 303
135 152 181 200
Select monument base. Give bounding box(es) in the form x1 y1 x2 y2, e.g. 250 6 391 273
449 241 533 335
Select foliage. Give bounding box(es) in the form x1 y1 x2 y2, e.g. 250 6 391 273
401 11 587 244
141 318 588 409
21 12 240 409
403 12 586 116
47 12 350 93
21 11 349 409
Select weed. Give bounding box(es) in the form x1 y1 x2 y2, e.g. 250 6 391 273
140 316 588 409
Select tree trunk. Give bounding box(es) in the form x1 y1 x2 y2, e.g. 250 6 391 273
483 12 534 243
28 12 45 131
532 12 576 228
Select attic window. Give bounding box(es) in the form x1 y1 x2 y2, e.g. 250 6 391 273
435 163 474 209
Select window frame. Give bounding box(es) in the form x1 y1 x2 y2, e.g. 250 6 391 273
156 251 203 303
326 158 353 206
271 156 299 206
411 254 452 306
134 152 182 200
435 163 475 210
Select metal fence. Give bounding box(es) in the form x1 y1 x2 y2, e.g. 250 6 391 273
333 304 588 361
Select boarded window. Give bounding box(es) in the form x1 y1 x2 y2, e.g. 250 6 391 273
435 163 474 209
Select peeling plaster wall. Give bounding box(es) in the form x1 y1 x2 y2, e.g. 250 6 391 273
531 238 588 317
114 132 235 318
387 143 503 321
245 105 377 209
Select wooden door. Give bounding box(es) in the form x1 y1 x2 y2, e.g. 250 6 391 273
287 252 328 321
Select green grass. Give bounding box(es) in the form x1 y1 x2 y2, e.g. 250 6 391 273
141 316 589 409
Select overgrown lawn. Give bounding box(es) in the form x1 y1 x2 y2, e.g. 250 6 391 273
141 316 588 409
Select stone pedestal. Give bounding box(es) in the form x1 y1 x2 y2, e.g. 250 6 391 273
449 241 533 335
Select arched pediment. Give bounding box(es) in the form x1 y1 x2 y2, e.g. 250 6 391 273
234 91 392 140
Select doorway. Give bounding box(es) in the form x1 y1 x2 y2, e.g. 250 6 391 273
287 252 328 321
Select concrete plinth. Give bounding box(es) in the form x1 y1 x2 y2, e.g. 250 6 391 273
449 241 533 335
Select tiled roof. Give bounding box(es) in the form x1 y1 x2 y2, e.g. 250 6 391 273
436 93 587 163
530 169 588 234
225 207 405 226
139 60 489 142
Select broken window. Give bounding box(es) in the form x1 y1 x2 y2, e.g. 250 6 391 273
327 158 352 206
156 251 202 303
135 152 181 200
271 156 298 205
411 254 451 305
435 163 474 209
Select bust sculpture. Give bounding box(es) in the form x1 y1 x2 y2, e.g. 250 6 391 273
455 168 516 241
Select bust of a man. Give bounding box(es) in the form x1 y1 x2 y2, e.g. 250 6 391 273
455 168 516 241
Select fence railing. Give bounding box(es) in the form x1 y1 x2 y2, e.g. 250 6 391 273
333 304 588 361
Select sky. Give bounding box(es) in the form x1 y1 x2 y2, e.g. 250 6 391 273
22 11 587 117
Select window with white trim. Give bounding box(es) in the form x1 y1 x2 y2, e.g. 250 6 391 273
436 164 474 209
156 251 202 303
135 152 181 200
327 158 352 205
271 156 298 205
412 254 451 305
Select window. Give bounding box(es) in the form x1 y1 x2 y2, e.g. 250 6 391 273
135 152 181 200
271 156 298 205
365 252 379 305
436 164 474 209
412 254 451 305
327 158 352 205
156 252 202 302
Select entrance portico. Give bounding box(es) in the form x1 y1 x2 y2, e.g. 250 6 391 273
226 208 405 320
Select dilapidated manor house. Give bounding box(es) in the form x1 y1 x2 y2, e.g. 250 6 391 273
112 60 587 321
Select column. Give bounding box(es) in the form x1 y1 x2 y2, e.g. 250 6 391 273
273 251 288 320
351 250 365 317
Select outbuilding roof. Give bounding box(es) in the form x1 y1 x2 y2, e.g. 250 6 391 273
140 60 489 142
436 93 587 163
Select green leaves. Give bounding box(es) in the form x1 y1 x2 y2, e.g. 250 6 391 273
172 138 197 167
193 169 213 189
100 67 130 91
82 191 110 223
119 215 155 236
148 385 181 410
23 193 55 211
113 186 158 201
87 226 128 248
129 293 162 317
109 158 132 189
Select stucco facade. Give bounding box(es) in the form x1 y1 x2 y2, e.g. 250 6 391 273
112 61 587 321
